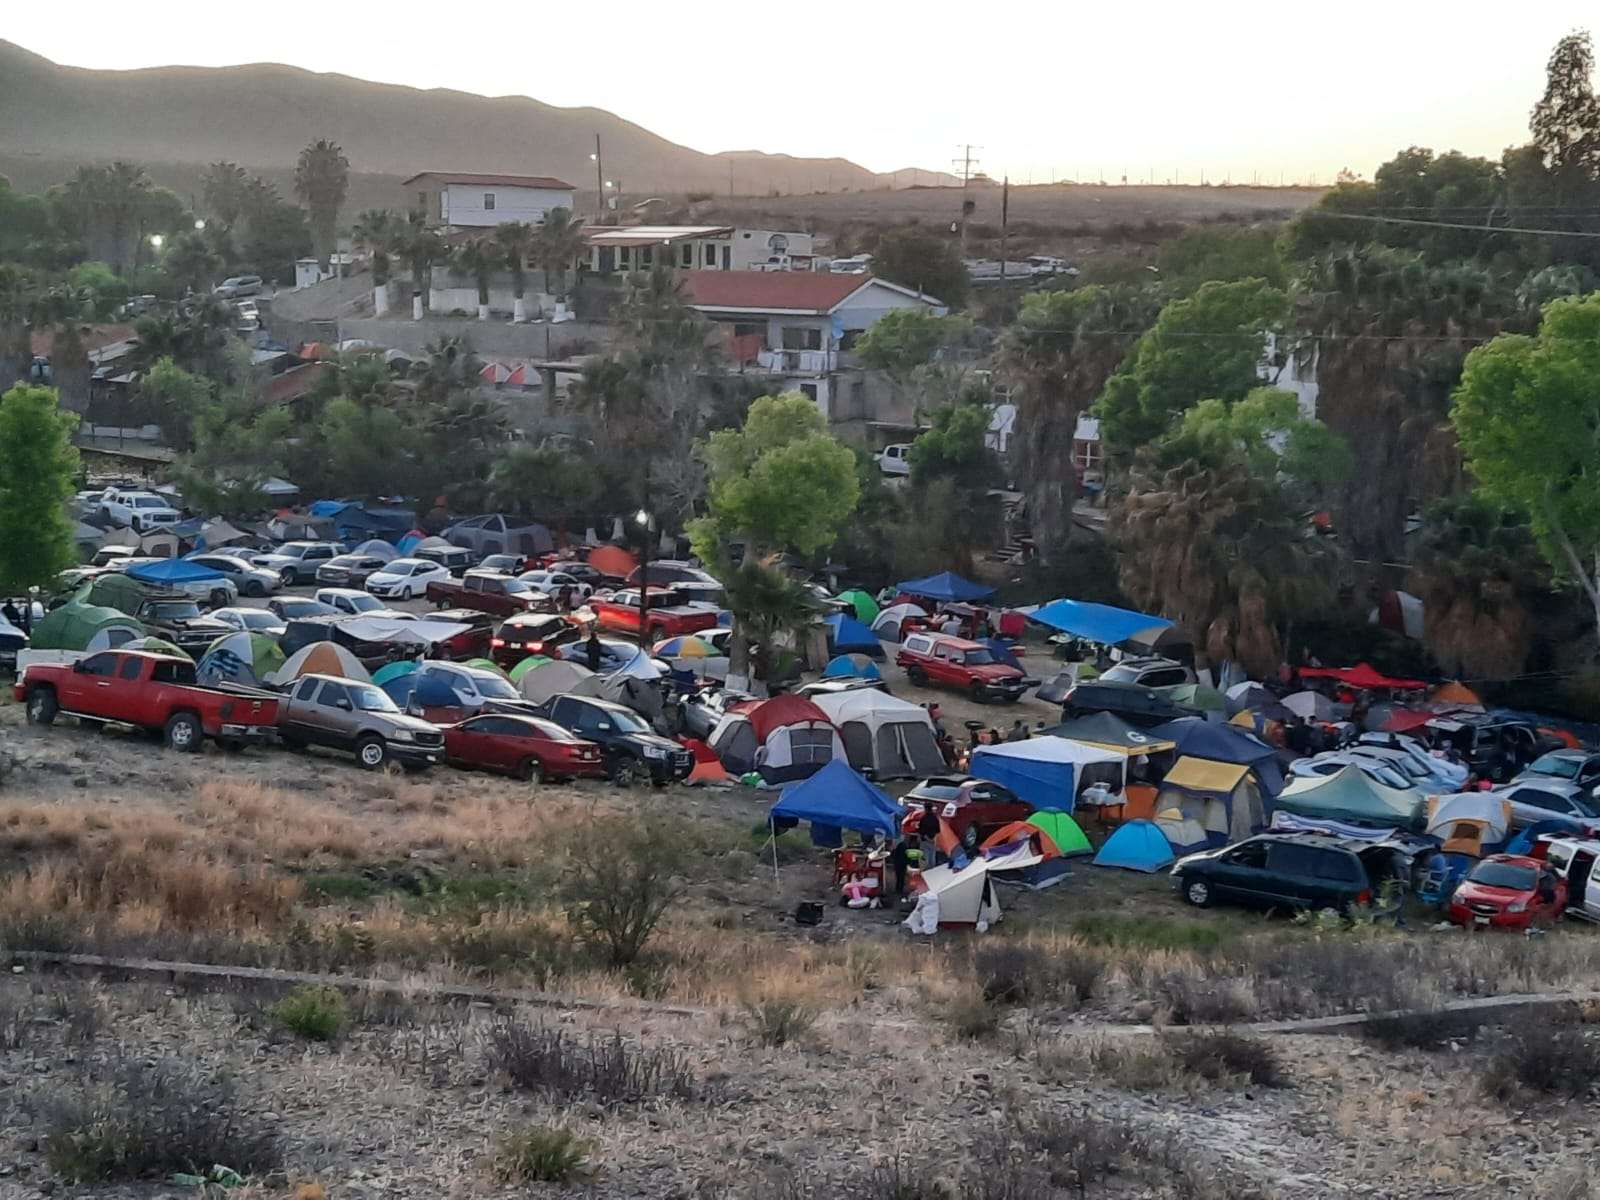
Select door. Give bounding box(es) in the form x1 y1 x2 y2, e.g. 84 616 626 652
1209 841 1271 905
307 679 353 745
60 651 120 712
1579 853 1600 919
104 652 147 723
450 715 500 768
930 643 962 687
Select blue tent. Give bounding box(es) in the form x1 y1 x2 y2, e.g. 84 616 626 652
1151 716 1286 798
823 655 883 680
983 638 1023 672
769 759 902 848
970 737 1123 813
895 571 995 603
824 613 886 660
1093 820 1176 872
1029 598 1173 647
379 675 420 706
126 558 225 586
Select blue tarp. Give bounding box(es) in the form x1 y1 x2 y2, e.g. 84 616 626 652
1092 820 1176 872
824 613 886 659
769 759 902 848
1029 598 1173 647
1151 716 1286 797
309 500 352 518
895 571 995 603
126 558 225 585
823 655 883 680
983 638 1023 672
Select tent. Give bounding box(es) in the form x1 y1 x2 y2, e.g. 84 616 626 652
372 660 420 687
1426 793 1512 857
73 521 108 552
133 529 181 558
27 598 144 652
768 759 902 848
871 603 927 641
395 529 427 555
196 518 249 550
1274 765 1419 828
337 616 471 648
1283 690 1336 721
823 613 885 660
835 589 880 624
1152 756 1265 853
1224 681 1274 715
126 558 226 588
1092 820 1176 872
975 818 1078 890
914 858 1008 928
1433 681 1484 707
268 641 372 686
196 631 285 688
123 636 188 658
1163 683 1224 715
1298 662 1428 691
86 573 150 616
507 655 553 683
464 656 508 676
1024 810 1093 857
352 538 400 562
653 635 718 659
1028 598 1173 647
587 545 638 578
822 655 883 680
1043 711 1177 757
810 688 945 780
969 736 1123 813
517 659 597 704
379 674 420 706
572 671 665 721
1150 716 1286 798
982 638 1023 672
708 693 846 783
895 571 995 603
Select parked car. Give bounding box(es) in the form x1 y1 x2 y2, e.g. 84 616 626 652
187 553 281 598
478 554 529 576
15 649 279 751
626 561 725 604
214 274 263 298
1173 834 1400 914
277 673 444 769
900 775 1030 845
316 554 393 589
425 570 550 616
1426 715 1561 783
1355 731 1469 792
539 694 693 786
1345 744 1459 792
1543 837 1600 923
1488 779 1600 830
134 597 235 657
676 685 752 741
546 560 612 588
233 299 261 332
1099 656 1196 690
100 489 181 533
1058 679 1194 728
404 662 543 724
1447 854 1567 929
210 607 287 638
411 544 476 577
896 632 1027 704
593 588 720 641
1515 748 1600 790
519 569 594 603
490 612 583 668
107 559 238 609
251 542 342 586
315 587 389 616
268 596 339 621
425 608 497 660
443 713 607 783
876 443 911 476
366 558 452 601
1289 752 1418 793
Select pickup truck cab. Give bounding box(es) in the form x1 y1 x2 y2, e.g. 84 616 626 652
426 570 550 617
593 588 719 641
413 545 476 577
277 673 445 769
134 596 235 657
15 649 280 751
896 632 1027 703
540 693 693 786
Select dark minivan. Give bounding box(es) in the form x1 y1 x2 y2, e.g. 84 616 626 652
1172 834 1403 914
1060 680 1194 728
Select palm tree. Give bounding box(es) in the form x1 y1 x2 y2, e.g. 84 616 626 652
352 209 400 315
164 230 223 296
720 557 821 684
452 236 498 321
393 211 444 319
494 222 536 321
411 335 484 403
202 162 251 231
534 207 584 302
293 138 350 272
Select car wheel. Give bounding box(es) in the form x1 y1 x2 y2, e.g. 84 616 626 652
520 757 544 784
164 711 203 753
209 588 230 609
969 681 987 704
356 737 388 770
279 569 295 588
245 580 266 598
281 732 306 752
609 756 641 787
25 688 58 725
1183 878 1212 908
400 586 413 601
907 666 927 687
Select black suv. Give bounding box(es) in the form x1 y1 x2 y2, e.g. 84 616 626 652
1173 834 1401 915
1060 680 1194 728
540 694 692 786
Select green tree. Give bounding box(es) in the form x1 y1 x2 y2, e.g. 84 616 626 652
315 395 413 503
293 138 350 272
855 309 977 377
488 445 601 532
906 403 1003 574
0 384 80 593
393 210 444 314
163 230 223 295
717 557 823 684
172 398 293 517
452 236 498 317
140 357 212 451
534 207 583 300
202 162 252 232
1530 31 1600 197
1157 227 1284 296
65 262 129 320
870 227 968 308
1452 292 1600 644
352 209 399 288
494 221 536 316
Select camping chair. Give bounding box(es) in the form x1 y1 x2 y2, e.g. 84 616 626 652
1414 858 1455 908
831 847 866 886
1121 785 1159 823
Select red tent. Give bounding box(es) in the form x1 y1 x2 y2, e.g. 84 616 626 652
1299 662 1427 690
1380 709 1438 734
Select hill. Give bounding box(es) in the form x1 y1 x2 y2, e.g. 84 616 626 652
0 40 952 199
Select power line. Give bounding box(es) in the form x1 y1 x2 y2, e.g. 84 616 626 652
1310 210 1600 238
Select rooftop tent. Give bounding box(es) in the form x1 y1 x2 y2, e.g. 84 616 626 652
27 599 145 652
1152 756 1264 852
1150 716 1286 798
768 759 902 847
1297 662 1428 691
809 688 945 780
1092 820 1176 872
895 571 995 603
126 558 226 587
1274 765 1419 829
836 588 880 624
823 613 885 660
1028 598 1173 648
73 521 108 551
823 655 883 680
86 573 149 616
352 538 400 561
269 640 373 686
709 693 846 782
196 631 286 688
587 544 638 577
969 736 1123 813
1043 711 1177 757
871 603 927 641
1025 809 1093 857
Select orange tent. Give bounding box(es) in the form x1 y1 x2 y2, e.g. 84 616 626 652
587 544 638 578
1432 681 1484 707
979 820 1063 859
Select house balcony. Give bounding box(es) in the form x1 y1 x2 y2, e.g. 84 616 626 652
756 348 837 374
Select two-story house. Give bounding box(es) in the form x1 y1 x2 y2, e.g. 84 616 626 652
403 172 578 231
585 226 817 275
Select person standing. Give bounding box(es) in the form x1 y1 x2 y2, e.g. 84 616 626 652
917 801 941 870
585 630 603 672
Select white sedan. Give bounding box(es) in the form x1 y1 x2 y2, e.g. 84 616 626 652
365 558 451 601
518 569 594 601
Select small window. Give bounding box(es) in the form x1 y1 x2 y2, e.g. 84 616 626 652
799 383 819 402
1265 843 1321 877
721 245 731 269
681 243 693 267
295 678 319 701
317 681 350 707
483 192 496 211
619 247 632 268
782 326 823 351
118 657 142 680
417 191 428 210
705 244 716 267
1225 842 1268 869
641 246 654 267
79 654 118 677
1312 851 1363 882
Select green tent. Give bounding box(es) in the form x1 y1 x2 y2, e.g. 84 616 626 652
508 655 554 683
372 660 419 687
1274 765 1419 829
86 573 151 616
124 636 190 659
1027 809 1093 857
196 631 286 687
1162 683 1225 714
835 589 880 624
465 657 509 677
28 598 146 652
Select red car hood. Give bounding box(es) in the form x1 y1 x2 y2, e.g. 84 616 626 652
1454 882 1531 907
968 663 1023 682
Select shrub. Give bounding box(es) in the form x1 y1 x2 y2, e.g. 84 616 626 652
1166 1032 1285 1088
559 816 688 966
1481 1020 1600 1102
944 993 1001 1041
1019 1108 1140 1196
1364 1008 1484 1051
1154 969 1257 1025
744 998 818 1047
975 942 1045 1005
272 985 347 1041
0 990 29 1050
486 1018 698 1105
42 1060 279 1183
491 1126 591 1184
1068 913 1227 953
1056 944 1107 1003
1085 1040 1183 1091
47 983 102 1045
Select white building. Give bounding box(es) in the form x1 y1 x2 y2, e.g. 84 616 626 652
403 172 577 231
585 226 816 275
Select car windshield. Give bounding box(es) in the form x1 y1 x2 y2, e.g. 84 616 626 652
911 783 963 802
607 708 650 734
350 685 399 713
1527 752 1581 779
147 602 201 619
1470 862 1538 891
475 674 521 700
282 600 328 616
963 649 995 666
502 579 533 594
344 595 382 612
284 546 311 558
240 612 278 630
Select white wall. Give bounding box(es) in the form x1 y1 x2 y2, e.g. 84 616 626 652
442 184 575 229
835 281 947 330
730 229 815 271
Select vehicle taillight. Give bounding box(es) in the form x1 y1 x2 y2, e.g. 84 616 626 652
490 638 505 647
1356 890 1371 905
528 642 545 653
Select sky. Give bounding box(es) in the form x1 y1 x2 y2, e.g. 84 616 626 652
8 1 1596 183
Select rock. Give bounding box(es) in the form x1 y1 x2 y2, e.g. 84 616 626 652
72 776 88 788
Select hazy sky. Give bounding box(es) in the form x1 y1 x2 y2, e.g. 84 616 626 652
9 2 1595 182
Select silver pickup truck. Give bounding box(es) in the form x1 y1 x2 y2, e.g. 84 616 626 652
276 672 445 770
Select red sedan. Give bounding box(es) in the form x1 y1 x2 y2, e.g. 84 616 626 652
443 713 607 783
1448 854 1567 930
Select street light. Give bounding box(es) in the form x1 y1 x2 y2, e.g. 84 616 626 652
148 234 164 249
194 219 206 231
634 509 650 527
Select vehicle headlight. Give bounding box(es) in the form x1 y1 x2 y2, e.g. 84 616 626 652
389 729 415 742
1506 901 1526 913
642 745 666 759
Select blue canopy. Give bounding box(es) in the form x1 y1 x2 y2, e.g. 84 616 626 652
769 759 902 848
309 500 353 518
969 737 1123 813
823 655 882 679
126 558 225 585
824 613 885 659
1151 716 1286 797
1029 598 1173 647
1092 820 1176 872
895 571 995 603
983 638 1022 672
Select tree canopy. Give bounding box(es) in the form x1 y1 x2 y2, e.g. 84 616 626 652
870 227 969 308
0 384 80 594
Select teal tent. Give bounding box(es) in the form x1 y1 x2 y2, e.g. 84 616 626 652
1093 820 1175 872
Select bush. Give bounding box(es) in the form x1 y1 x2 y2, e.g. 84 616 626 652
1154 970 1257 1025
486 1018 698 1105
744 998 818 1047
1085 1040 1184 1091
47 984 102 1045
975 943 1045 1005
1481 1020 1600 1102
1364 1008 1484 1052
559 816 688 966
272 985 347 1041
1167 1032 1285 1088
1020 1108 1140 1196
42 1060 279 1183
944 993 1001 1041
491 1126 591 1184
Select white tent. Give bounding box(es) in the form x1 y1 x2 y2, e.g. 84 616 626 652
871 603 927 642
1283 690 1336 721
708 694 846 783
517 659 596 704
1426 793 1512 843
351 538 399 562
337 616 470 646
199 518 250 549
914 858 1016 929
809 689 945 780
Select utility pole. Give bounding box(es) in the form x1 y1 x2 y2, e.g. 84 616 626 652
593 134 605 221
999 176 1010 286
952 144 979 257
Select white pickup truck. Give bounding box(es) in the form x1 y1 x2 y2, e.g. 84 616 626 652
100 489 181 533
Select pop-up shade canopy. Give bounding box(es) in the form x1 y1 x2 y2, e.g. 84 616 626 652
1027 598 1173 647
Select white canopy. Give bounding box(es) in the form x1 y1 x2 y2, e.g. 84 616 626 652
339 616 469 645
1283 690 1336 721
917 859 1007 928
972 736 1124 767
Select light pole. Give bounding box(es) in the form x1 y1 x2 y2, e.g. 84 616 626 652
634 464 652 651
590 137 605 221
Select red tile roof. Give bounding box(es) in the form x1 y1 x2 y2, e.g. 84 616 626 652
678 271 871 313
264 362 329 406
402 171 577 190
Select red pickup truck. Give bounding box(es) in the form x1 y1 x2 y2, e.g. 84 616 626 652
895 632 1028 703
15 649 281 751
425 570 552 617
592 588 720 641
